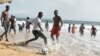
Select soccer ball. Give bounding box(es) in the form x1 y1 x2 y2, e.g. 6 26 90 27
41 47 49 54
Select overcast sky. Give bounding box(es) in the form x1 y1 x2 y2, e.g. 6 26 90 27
0 0 100 22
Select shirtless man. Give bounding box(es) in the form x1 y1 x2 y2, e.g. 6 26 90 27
51 10 63 43
91 25 97 37
26 17 31 33
72 24 77 34
79 23 85 36
9 15 16 34
0 5 10 41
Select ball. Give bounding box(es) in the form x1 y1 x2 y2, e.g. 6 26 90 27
41 47 49 54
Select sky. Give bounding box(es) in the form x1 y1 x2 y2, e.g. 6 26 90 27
0 0 100 22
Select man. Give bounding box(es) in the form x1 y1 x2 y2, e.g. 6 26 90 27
0 5 10 41
72 24 77 34
25 12 47 45
68 24 71 33
25 17 31 33
79 23 85 36
45 21 49 32
9 15 16 34
91 25 97 37
51 10 63 43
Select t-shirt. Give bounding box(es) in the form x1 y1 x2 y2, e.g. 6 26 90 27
31 17 41 30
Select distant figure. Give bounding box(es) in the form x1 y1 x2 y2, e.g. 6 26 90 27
51 10 63 43
26 17 31 33
45 21 49 32
79 23 85 36
18 24 23 32
91 25 97 37
72 24 77 34
0 5 10 41
22 22 25 28
68 24 71 33
9 15 16 34
25 12 47 46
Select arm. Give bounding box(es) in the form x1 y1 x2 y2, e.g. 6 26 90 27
59 16 63 28
1 12 4 25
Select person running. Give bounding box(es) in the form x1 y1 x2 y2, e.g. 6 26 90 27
0 5 10 41
45 21 49 32
91 25 97 37
51 10 63 43
9 15 16 34
24 12 47 45
72 24 77 34
79 23 85 36
68 24 71 33
25 17 31 33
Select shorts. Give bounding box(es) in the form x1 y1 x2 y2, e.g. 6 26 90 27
26 25 30 29
51 26 60 36
92 32 96 36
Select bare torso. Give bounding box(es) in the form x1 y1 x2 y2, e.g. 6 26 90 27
53 16 61 27
2 11 9 23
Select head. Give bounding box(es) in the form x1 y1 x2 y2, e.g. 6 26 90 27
11 15 13 18
13 16 15 18
73 24 75 26
5 5 10 11
92 25 94 28
54 10 58 16
69 24 71 26
46 21 48 22
38 12 43 19
27 17 30 20
82 23 84 25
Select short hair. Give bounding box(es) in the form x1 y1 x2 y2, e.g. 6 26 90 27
27 17 30 19
54 10 58 13
38 12 43 15
6 5 10 8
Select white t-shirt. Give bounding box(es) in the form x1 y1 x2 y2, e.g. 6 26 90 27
31 17 41 30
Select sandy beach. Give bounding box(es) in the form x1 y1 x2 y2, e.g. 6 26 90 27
0 41 44 56
0 21 100 56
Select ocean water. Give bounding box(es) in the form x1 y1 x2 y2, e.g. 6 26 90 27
17 18 100 25
0 20 100 56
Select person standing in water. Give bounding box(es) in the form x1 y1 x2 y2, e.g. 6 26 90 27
72 24 77 34
9 15 16 34
0 5 10 41
91 25 97 37
51 10 63 43
25 12 47 46
68 24 71 33
45 21 49 32
25 17 31 33
79 23 85 36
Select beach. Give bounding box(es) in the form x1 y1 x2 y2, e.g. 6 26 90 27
0 21 100 56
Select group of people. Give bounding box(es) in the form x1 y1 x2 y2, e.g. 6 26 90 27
68 23 97 37
0 5 63 46
0 5 97 47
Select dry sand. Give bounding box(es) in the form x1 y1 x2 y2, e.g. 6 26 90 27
0 41 45 56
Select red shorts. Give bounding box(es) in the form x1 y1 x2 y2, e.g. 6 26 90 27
51 26 60 36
